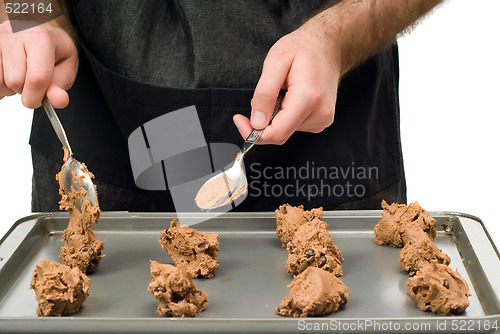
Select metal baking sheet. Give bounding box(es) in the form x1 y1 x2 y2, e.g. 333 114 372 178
0 211 499 333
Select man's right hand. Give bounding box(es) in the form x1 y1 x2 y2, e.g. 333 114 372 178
0 19 78 109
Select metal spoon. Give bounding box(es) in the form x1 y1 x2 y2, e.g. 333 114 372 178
195 91 285 210
42 96 97 211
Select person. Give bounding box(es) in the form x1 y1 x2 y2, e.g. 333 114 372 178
0 0 442 213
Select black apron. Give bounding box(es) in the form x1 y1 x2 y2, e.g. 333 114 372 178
30 41 406 212
30 1 406 212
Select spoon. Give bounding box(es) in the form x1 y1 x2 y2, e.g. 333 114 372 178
42 96 97 211
195 91 285 210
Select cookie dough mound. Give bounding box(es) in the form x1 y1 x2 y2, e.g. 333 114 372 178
399 229 451 274
286 218 343 276
406 201 437 238
30 259 90 316
407 262 470 315
57 150 104 274
276 267 349 317
159 219 219 278
59 202 104 274
276 204 323 247
374 200 436 247
147 261 208 317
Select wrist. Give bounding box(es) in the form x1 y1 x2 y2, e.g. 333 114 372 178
299 11 344 77
0 2 8 24
49 14 77 43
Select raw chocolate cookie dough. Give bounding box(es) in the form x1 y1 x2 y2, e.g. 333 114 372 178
147 261 208 317
407 263 470 316
400 229 450 274
286 218 343 276
374 201 470 315
275 204 349 316
30 259 90 316
58 148 104 274
374 200 437 247
276 267 349 317
276 204 323 247
159 219 219 278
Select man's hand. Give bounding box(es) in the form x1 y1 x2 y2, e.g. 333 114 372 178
233 21 340 145
0 19 78 108
234 0 442 145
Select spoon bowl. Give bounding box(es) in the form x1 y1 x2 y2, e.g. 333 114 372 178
42 96 98 211
195 156 247 210
63 157 98 209
195 91 285 210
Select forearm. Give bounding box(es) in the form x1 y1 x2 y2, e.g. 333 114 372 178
305 0 443 75
0 1 8 24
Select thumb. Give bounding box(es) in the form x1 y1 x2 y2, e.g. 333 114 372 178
250 46 293 129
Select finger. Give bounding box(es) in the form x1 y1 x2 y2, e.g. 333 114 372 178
233 114 253 140
295 103 335 133
46 84 69 109
53 53 78 91
53 29 78 64
257 88 313 145
22 38 55 109
2 40 27 94
46 55 78 108
0 53 16 97
296 109 335 133
250 45 294 129
295 91 336 133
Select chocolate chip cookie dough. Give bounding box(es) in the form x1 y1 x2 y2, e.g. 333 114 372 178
30 259 90 316
374 200 445 274
276 204 323 247
276 204 342 275
276 267 349 317
275 204 349 316
58 148 104 274
147 261 208 317
159 219 219 278
374 200 437 247
400 229 450 275
374 200 470 315
286 218 343 276
407 263 470 316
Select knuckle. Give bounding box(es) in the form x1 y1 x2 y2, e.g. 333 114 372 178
251 90 276 110
27 70 51 88
4 76 24 91
306 89 323 106
315 102 335 127
254 83 276 100
322 108 335 127
266 41 286 59
270 132 289 146
309 127 325 134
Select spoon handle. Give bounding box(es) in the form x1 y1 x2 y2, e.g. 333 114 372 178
239 90 286 158
42 96 73 156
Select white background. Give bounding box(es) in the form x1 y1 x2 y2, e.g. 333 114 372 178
1 0 499 249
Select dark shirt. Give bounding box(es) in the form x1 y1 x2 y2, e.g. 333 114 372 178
30 1 406 212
